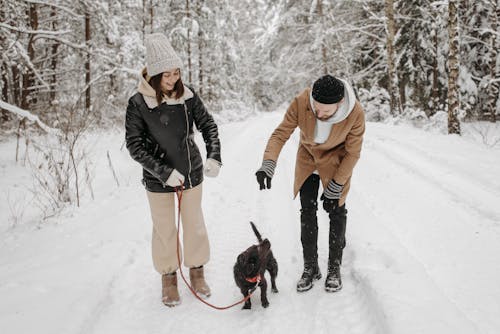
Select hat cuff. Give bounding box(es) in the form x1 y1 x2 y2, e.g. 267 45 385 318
147 59 183 77
312 93 344 104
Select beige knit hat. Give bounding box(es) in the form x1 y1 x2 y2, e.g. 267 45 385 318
145 33 183 77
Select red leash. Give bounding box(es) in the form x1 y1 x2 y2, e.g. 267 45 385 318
174 186 258 310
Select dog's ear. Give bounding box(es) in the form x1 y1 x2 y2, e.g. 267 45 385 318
262 238 271 250
237 253 246 266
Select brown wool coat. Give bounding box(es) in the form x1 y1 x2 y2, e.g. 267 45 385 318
263 88 365 205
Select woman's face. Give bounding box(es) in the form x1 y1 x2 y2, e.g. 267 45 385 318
160 69 180 92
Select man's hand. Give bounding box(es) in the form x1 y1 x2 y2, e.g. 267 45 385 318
255 160 276 190
256 170 272 190
321 179 344 212
321 194 339 213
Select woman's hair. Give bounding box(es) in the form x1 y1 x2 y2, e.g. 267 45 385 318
149 71 185 106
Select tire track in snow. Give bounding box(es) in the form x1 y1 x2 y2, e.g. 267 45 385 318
77 246 139 334
370 134 500 200
347 186 484 334
367 136 500 227
373 134 500 195
355 131 498 333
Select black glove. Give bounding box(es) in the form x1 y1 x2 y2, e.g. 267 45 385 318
321 179 344 213
321 194 339 213
255 160 276 190
256 171 272 190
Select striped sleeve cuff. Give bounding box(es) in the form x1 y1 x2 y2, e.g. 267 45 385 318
258 160 276 178
323 179 343 199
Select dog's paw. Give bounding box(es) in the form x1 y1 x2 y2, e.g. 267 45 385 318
272 287 279 293
242 302 251 310
261 300 269 308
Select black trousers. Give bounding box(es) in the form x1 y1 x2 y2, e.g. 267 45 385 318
299 174 347 267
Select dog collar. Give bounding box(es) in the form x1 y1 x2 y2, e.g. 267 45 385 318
245 274 261 284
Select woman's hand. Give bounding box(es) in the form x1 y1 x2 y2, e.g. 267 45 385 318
165 169 185 187
204 158 221 177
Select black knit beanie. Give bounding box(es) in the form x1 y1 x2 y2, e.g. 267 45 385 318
312 75 344 104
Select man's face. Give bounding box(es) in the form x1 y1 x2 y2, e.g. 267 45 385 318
313 98 344 121
160 68 180 92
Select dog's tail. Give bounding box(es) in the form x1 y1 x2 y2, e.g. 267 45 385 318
250 221 263 242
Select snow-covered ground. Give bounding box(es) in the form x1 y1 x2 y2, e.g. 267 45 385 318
1 112 499 334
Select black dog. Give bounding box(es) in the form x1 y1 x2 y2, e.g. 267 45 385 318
233 222 278 309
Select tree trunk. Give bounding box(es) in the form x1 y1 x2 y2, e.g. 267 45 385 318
487 0 498 122
197 0 204 95
317 0 328 74
1 68 8 122
106 0 118 99
50 7 59 102
447 0 461 134
398 74 407 110
0 5 7 107
186 0 192 83
431 19 439 116
150 0 154 32
21 4 38 110
384 0 402 116
1 67 7 103
208 71 214 102
85 10 91 113
12 66 20 105
142 0 147 41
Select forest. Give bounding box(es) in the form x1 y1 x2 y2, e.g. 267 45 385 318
1 0 498 133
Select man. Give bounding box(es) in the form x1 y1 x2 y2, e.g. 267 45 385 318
256 75 365 292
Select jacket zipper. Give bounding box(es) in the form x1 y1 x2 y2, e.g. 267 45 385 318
183 103 193 187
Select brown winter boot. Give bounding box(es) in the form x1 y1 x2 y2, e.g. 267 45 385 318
162 272 180 307
189 266 211 298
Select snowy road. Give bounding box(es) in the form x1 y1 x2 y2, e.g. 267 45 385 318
1 113 499 333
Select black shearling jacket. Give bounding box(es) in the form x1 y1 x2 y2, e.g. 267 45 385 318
125 76 221 193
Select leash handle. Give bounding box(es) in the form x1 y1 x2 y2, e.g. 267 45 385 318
174 185 257 310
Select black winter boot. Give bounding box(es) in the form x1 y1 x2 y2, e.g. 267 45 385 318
297 262 322 292
325 261 342 292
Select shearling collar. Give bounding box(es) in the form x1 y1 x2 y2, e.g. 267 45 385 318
137 67 194 109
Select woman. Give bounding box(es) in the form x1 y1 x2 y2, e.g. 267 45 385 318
125 33 221 307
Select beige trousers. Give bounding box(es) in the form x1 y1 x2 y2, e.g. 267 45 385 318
146 184 210 274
